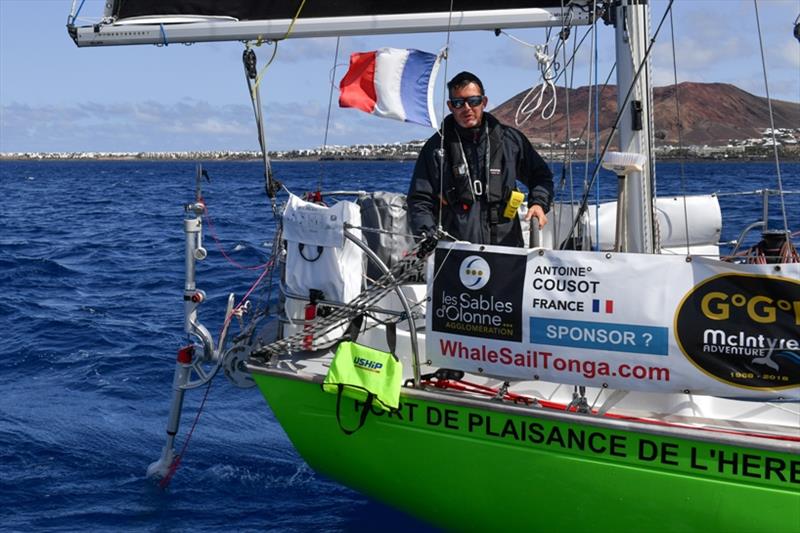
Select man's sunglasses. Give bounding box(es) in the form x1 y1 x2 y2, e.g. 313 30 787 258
449 96 484 109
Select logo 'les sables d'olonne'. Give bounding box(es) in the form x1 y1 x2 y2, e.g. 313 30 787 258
459 256 491 290
432 250 525 342
675 273 800 389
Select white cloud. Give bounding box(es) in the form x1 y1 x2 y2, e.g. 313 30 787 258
164 118 249 135
1 100 252 152
0 97 435 152
3 0 797 152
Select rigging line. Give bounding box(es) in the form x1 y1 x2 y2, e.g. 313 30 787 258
503 23 595 128
581 0 594 228
514 23 568 126
253 41 280 94
67 0 86 25
436 0 456 234
668 7 691 255
159 261 272 489
500 26 564 55
243 46 282 206
283 0 308 39
202 204 271 271
552 61 617 245
230 261 274 319
561 2 579 248
254 74 278 204
159 24 169 47
503 31 541 48
552 26 594 86
159 380 213 489
593 0 601 250
255 229 285 316
252 0 307 91
548 20 565 247
546 29 561 246
500 26 592 159
564 8 576 234
319 36 342 191
643 3 658 250
548 121 555 176
514 43 558 124
753 0 789 235
513 9 579 127
562 0 675 248
716 189 800 197
561 64 617 168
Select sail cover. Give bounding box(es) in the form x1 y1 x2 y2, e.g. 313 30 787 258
70 0 593 47
112 1 582 20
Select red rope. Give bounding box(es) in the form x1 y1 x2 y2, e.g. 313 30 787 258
422 379 800 443
159 254 274 488
201 199 272 271
159 379 212 489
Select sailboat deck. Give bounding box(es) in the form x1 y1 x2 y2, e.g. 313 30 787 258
247 342 800 454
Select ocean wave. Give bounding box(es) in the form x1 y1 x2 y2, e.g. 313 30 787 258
0 256 82 278
3 159 793 532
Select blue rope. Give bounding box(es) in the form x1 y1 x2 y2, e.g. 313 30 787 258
160 24 169 46
68 0 87 25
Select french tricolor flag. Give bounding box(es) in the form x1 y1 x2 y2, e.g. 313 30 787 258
339 48 441 128
592 299 615 313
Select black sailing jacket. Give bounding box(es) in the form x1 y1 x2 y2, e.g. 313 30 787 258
407 112 554 246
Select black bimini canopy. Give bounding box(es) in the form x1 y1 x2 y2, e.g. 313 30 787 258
113 1 583 20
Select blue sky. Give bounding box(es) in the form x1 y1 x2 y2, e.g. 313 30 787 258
1 0 798 152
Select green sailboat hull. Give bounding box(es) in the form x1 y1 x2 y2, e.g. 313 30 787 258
253 372 800 532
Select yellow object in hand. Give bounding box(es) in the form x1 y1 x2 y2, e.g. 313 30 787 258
503 190 525 219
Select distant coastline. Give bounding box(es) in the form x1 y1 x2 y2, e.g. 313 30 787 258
3 127 799 163
2 148 798 163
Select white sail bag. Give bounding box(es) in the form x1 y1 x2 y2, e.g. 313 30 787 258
282 194 364 349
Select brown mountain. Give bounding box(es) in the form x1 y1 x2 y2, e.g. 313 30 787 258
490 82 800 146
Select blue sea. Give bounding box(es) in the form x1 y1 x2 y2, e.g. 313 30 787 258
1 159 797 532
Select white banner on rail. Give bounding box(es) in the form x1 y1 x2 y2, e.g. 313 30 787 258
425 242 800 400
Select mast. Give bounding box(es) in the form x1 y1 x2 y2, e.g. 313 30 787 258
612 0 655 253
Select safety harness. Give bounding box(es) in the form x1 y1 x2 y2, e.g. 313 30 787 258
442 114 515 243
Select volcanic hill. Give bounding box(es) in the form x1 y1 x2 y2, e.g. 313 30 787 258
491 82 800 146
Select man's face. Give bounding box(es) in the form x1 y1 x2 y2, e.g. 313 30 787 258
447 82 487 129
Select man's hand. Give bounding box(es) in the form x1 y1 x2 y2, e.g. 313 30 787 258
525 204 548 229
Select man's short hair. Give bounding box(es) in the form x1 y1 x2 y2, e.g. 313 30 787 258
447 71 485 97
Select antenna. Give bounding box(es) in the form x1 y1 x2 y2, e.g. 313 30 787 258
601 151 647 175
602 151 648 252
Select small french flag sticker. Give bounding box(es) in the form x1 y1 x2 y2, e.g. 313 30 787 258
592 299 614 313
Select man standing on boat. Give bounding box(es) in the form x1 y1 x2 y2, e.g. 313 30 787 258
408 71 553 247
